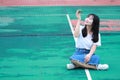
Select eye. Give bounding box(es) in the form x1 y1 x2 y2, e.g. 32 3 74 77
89 18 93 20
89 16 94 20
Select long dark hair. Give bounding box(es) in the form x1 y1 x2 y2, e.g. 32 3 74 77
82 14 100 42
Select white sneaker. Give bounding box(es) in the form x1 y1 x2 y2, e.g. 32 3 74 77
97 64 109 70
67 63 75 69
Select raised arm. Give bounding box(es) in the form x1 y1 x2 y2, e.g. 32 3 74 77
74 10 82 38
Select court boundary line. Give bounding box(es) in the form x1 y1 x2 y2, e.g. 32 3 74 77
66 14 92 80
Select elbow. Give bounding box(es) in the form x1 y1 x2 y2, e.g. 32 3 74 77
74 35 79 38
73 33 79 38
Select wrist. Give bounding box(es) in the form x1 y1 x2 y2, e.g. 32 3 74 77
88 53 93 56
78 18 81 21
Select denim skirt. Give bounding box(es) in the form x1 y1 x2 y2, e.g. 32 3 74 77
70 48 100 65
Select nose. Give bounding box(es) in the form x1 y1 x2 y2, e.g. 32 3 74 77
85 18 89 22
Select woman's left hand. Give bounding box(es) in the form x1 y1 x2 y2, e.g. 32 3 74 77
84 54 92 63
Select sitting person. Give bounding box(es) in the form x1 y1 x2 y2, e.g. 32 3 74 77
67 10 109 70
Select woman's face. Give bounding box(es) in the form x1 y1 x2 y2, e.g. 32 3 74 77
84 15 94 26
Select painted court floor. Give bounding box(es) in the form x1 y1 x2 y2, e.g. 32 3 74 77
0 6 120 80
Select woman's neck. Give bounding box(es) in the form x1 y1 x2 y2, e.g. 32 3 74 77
86 26 92 34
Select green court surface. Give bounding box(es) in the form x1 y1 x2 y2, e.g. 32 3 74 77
0 6 120 80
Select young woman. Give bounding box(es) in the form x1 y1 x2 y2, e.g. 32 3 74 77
67 10 109 70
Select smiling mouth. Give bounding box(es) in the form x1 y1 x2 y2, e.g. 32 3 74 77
85 21 89 24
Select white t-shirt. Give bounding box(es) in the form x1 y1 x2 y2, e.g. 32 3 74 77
75 26 101 50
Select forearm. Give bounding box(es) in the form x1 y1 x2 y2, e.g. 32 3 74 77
74 19 81 37
89 45 97 56
84 45 97 63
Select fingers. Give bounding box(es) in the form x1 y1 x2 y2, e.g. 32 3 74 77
76 9 82 19
84 54 91 63
84 57 89 63
77 9 82 14
76 9 82 15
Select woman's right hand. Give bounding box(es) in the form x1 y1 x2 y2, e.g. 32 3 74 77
76 10 81 20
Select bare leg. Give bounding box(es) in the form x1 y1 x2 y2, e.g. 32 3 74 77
71 60 97 69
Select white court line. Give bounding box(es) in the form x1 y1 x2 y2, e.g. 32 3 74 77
85 69 92 80
66 14 92 80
